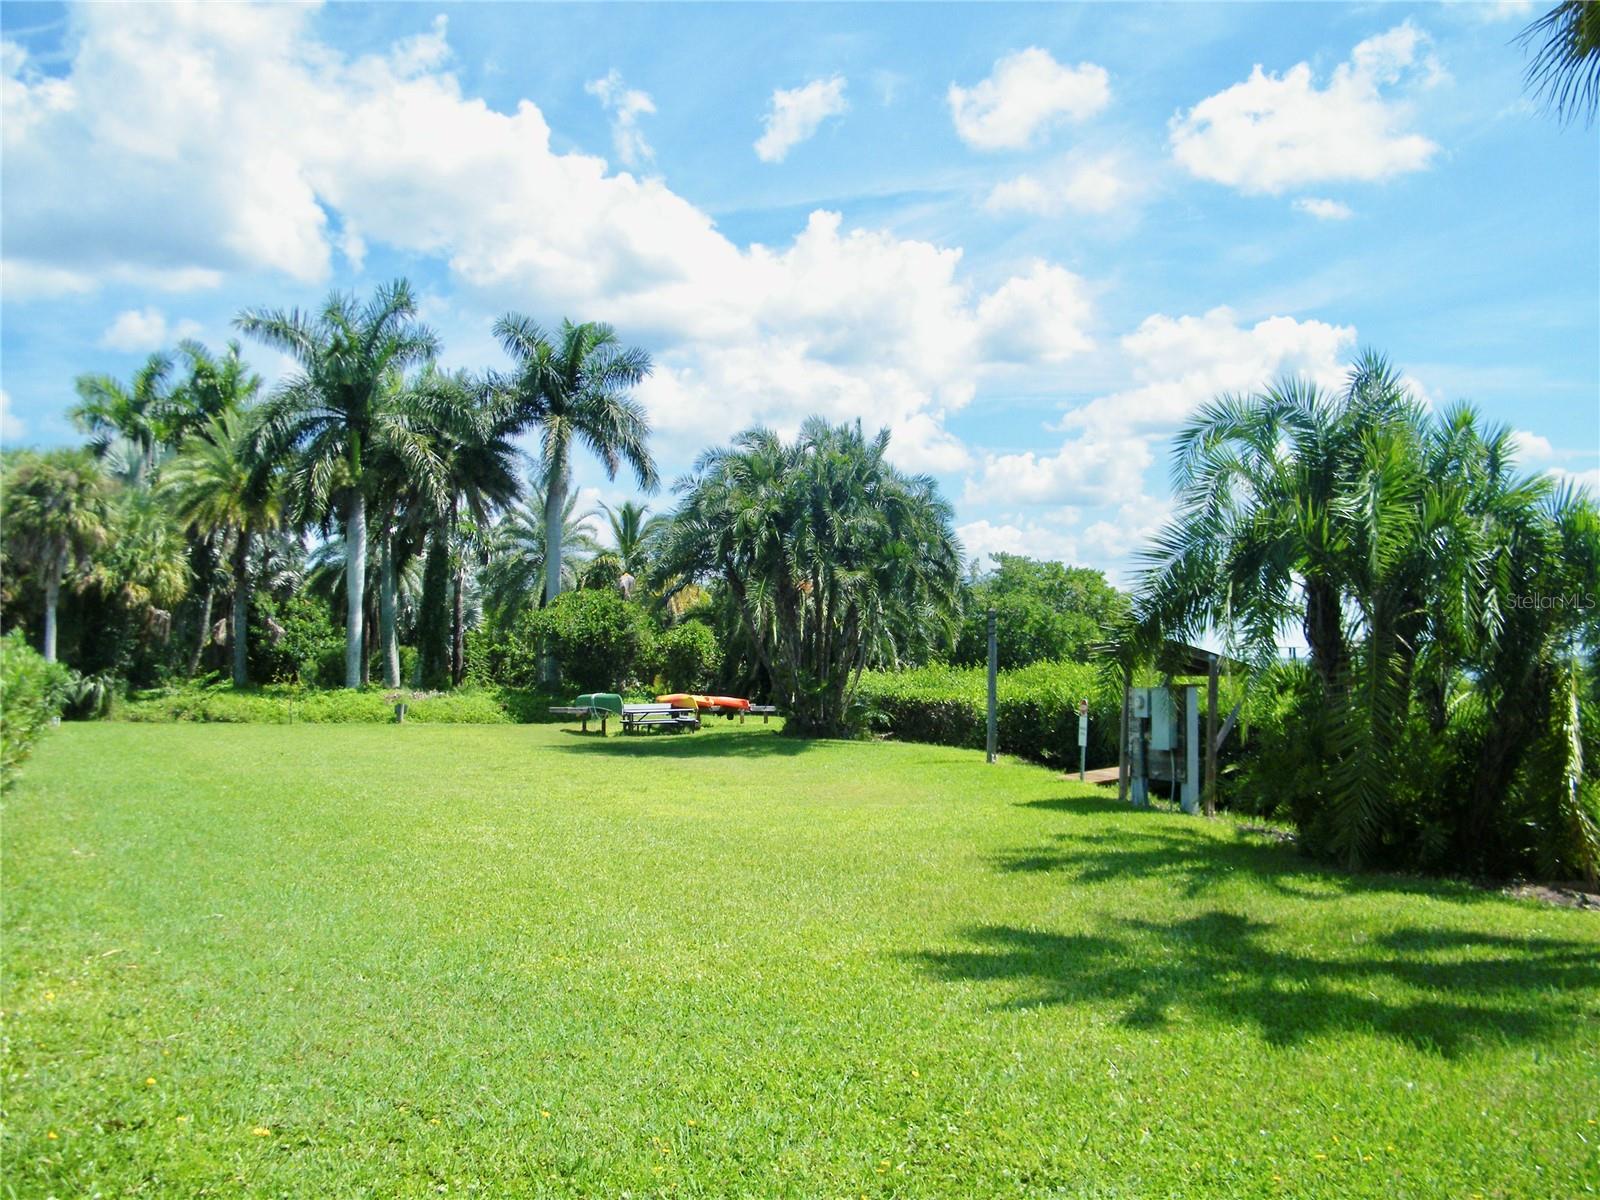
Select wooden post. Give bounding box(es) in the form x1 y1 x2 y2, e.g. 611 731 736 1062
985 608 998 764
1117 662 1131 804
1205 654 1219 817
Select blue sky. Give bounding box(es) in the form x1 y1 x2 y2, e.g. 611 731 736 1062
2 1 1596 583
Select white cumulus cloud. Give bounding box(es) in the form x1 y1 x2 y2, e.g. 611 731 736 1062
754 75 847 163
1292 196 1354 220
1170 23 1440 196
949 48 1110 151
99 307 202 351
586 68 656 167
985 154 1132 216
0 388 26 444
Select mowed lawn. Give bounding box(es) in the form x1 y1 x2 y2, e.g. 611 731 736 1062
4 724 1598 1199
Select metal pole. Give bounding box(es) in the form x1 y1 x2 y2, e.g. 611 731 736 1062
986 607 998 764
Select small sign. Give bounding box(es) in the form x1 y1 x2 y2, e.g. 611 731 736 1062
1077 714 1089 747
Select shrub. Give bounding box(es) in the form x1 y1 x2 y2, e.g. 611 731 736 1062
857 660 1124 766
657 620 721 693
1 630 71 786
533 589 653 692
118 681 524 724
465 610 546 690
252 594 344 687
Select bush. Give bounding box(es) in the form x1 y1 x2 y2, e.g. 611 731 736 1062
1 630 71 786
465 610 546 690
118 681 529 724
252 594 344 687
534 589 653 692
857 660 1124 766
657 620 721 693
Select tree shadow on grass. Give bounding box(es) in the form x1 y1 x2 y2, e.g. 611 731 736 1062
913 912 1600 1056
551 728 815 759
999 816 1506 907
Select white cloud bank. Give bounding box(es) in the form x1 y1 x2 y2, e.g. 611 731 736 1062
1170 23 1440 196
1 6 1097 473
949 48 1110 151
754 75 848 163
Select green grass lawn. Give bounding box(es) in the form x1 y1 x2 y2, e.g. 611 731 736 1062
4 723 1597 1198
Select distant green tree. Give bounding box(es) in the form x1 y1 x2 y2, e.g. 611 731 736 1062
1 449 111 662
70 352 174 483
955 555 1128 668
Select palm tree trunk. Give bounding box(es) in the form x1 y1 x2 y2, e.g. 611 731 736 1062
451 557 466 687
231 532 251 688
189 581 214 676
345 490 368 688
42 549 63 663
544 458 568 606
542 457 567 687
380 533 401 688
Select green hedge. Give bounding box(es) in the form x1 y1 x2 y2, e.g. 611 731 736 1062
857 660 1126 767
1 630 71 786
118 682 570 725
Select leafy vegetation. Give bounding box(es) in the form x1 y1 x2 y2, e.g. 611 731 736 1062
0 630 71 785
658 419 962 736
952 554 1128 669
5 723 1597 1196
1126 354 1600 879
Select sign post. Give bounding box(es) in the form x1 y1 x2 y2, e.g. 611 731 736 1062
1077 697 1089 781
985 608 998 764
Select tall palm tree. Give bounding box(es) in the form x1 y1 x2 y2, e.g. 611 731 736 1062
237 279 440 687
166 340 264 674
70 352 174 483
1 449 111 661
161 409 282 687
1520 1 1600 124
492 316 657 611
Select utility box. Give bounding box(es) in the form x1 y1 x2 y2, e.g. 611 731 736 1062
1126 685 1200 814
1148 687 1177 751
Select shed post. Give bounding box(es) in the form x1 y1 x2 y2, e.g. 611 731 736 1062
1205 653 1219 817
1117 661 1131 803
985 608 998 764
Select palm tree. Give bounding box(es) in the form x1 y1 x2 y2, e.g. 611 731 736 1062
658 419 962 735
480 484 602 628
492 316 657 611
1520 1 1600 124
1 449 111 661
601 500 668 580
165 340 264 674
1126 353 1600 875
413 371 522 686
161 409 282 687
237 280 440 687
70 352 174 483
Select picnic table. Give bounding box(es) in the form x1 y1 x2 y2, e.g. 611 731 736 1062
621 703 701 733
549 692 624 733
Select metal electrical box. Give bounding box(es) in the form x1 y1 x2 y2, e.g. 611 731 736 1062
1148 687 1177 751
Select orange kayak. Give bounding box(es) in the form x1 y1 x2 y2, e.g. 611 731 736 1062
656 693 750 711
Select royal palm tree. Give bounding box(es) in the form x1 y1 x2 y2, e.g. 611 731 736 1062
492 316 657 612
70 352 174 483
161 409 282 686
237 279 440 687
1 449 111 662
1520 1 1600 124
168 340 262 446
